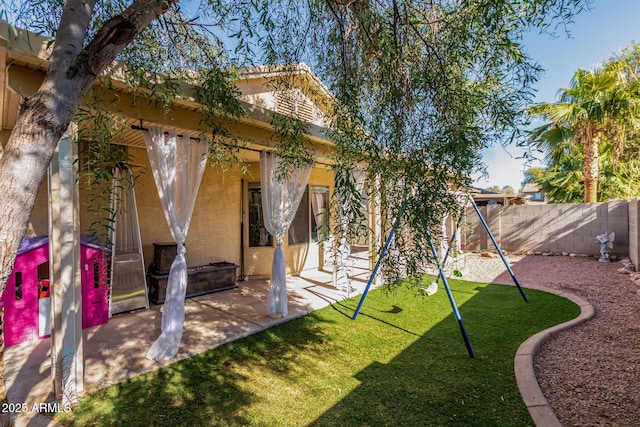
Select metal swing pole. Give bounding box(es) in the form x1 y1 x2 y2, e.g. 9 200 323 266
468 195 528 302
352 203 406 320
426 228 475 358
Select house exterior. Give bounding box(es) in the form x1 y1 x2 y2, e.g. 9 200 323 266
0 23 378 398
521 182 548 204
0 25 360 285
469 187 524 206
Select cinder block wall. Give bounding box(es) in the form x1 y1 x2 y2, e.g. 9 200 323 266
629 199 640 270
463 201 630 257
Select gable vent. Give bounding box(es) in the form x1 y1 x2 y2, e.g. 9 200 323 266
276 90 316 124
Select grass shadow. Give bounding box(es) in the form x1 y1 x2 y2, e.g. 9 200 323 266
59 279 579 427
59 313 333 426
309 282 579 426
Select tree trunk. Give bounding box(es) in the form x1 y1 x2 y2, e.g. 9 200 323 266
583 124 600 203
0 0 169 411
0 0 168 300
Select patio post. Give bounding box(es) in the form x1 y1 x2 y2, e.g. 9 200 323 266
48 122 84 405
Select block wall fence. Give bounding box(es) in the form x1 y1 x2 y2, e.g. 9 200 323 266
463 199 640 271
630 199 640 271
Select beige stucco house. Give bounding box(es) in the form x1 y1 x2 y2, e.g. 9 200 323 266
0 22 381 404
521 182 548 204
469 187 524 206
0 25 356 285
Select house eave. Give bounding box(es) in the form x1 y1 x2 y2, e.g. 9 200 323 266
0 22 337 157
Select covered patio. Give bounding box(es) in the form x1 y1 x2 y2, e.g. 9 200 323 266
0 24 380 426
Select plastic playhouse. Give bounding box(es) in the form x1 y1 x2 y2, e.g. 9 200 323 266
2 235 110 347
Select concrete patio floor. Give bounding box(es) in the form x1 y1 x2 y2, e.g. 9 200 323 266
5 269 368 426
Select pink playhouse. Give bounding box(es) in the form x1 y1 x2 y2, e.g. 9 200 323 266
2 235 110 347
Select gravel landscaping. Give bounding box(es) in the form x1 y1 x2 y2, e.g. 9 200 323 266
458 252 640 427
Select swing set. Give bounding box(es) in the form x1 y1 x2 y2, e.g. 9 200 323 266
351 194 528 358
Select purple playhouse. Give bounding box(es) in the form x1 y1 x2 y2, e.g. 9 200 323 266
2 235 110 347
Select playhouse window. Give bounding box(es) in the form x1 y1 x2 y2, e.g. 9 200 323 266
37 261 49 279
93 263 100 288
37 261 50 298
15 272 22 301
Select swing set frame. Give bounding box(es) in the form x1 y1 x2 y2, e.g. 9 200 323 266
351 194 528 358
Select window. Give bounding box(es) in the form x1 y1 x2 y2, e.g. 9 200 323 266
15 272 22 301
310 186 329 242
93 262 100 288
288 188 309 245
248 183 273 247
249 183 330 247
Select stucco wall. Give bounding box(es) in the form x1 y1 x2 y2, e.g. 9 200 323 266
19 146 335 280
130 146 246 271
464 201 630 257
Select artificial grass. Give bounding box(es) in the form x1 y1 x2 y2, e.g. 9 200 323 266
59 278 580 426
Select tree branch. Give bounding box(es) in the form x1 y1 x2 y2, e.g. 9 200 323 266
69 0 176 82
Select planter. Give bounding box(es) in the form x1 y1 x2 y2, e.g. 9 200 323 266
148 262 238 304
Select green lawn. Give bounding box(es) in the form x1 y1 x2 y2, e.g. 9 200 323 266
59 278 579 426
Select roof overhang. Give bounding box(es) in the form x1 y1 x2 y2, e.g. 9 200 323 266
0 22 337 164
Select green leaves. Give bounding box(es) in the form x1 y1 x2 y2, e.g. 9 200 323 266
527 41 640 202
5 0 589 285
534 143 640 203
248 0 587 284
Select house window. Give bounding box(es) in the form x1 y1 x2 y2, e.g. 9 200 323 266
248 183 272 247
249 183 330 247
288 188 309 245
310 186 329 242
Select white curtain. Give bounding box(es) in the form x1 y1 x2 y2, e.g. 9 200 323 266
144 127 208 360
260 151 311 317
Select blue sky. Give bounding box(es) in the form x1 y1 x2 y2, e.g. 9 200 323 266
471 0 640 191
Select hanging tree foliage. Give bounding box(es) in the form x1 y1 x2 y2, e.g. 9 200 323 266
0 0 588 294
247 0 588 284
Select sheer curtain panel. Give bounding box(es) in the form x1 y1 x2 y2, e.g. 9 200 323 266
144 127 208 360
260 151 311 317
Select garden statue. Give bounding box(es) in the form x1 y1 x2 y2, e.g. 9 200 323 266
596 232 615 262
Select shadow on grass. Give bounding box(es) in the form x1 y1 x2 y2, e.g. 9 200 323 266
331 298 421 337
60 277 579 427
308 282 579 427
59 313 333 426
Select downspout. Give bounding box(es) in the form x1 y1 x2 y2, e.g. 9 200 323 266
240 178 245 281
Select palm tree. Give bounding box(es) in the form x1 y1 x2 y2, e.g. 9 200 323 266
528 55 640 202
536 144 640 203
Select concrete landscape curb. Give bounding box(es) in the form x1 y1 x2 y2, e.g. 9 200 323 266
514 285 596 427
